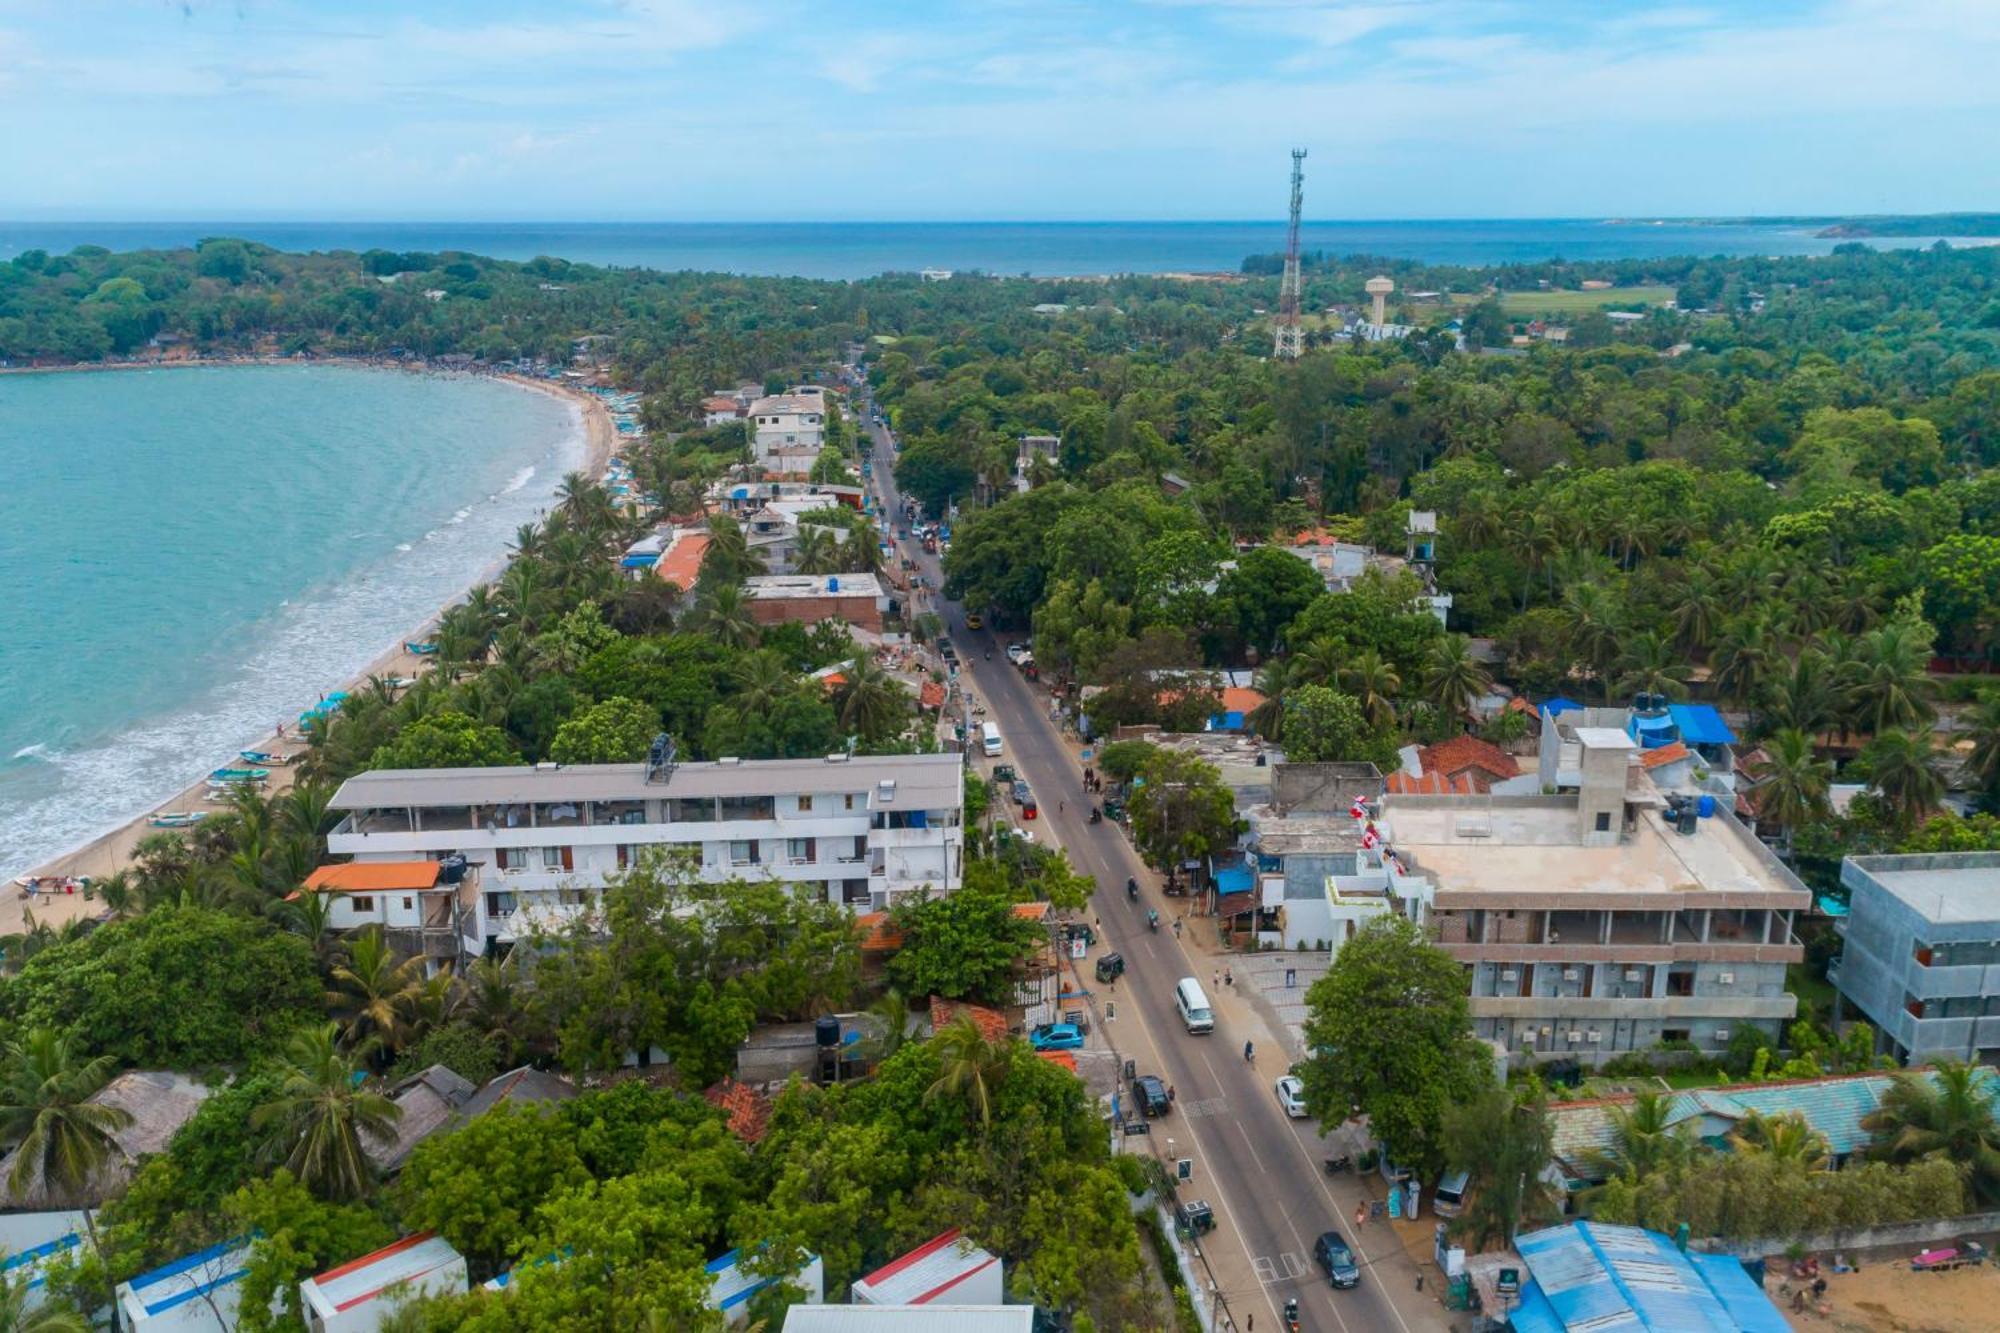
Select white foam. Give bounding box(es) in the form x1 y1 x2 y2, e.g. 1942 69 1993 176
502 465 536 494
10 743 48 761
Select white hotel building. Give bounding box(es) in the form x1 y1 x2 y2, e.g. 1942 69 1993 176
325 752 965 950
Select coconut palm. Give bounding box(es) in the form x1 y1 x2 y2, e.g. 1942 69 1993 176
1728 1110 1829 1170
1291 636 1345 689
1579 1089 1696 1187
837 656 907 739
793 525 839 576
1762 647 1842 738
1865 727 1947 827
0 1276 88 1332
1561 582 1623 700
1842 622 1935 737
1709 615 1777 711
690 584 759 650
326 927 428 1052
252 1023 401 1202
1245 660 1296 741
925 1015 1010 1128
0 1028 133 1206
1669 580 1723 657
1964 693 2000 804
841 521 886 576
463 955 527 1060
1338 650 1402 729
1423 634 1493 725
1612 630 1691 701
729 650 798 717
1862 1060 2000 1203
272 887 340 967
1748 729 1832 846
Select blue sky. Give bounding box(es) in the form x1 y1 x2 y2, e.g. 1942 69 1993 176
1 0 1995 220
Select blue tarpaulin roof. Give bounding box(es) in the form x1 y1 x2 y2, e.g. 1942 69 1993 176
1214 863 1254 894
1669 703 1737 746
1543 697 1582 716
1208 710 1248 732
1510 1222 1788 1333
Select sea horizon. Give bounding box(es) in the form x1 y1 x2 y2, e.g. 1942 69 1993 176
5 217 1990 281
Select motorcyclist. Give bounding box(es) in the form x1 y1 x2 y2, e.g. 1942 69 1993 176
1126 876 1138 898
1147 909 1159 932
1244 1040 1255 1064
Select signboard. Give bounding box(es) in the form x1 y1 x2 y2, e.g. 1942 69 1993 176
1497 1267 1520 1297
1176 1158 1193 1183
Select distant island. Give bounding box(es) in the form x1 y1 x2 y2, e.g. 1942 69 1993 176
1684 212 2000 239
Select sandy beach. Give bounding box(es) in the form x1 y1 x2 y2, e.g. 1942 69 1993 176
6 367 619 933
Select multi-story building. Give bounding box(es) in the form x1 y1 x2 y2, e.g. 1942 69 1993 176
1409 728 1807 1064
325 752 965 948
748 388 827 475
1831 851 2000 1064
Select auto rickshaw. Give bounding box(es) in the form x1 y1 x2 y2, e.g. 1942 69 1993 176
1174 1199 1215 1238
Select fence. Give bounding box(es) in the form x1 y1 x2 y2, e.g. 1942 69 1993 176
1691 1208 2000 1261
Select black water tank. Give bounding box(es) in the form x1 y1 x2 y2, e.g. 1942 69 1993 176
814 1016 841 1048
437 854 468 884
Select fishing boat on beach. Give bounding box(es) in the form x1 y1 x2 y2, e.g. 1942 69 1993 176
385 675 418 690
404 640 438 655
207 767 271 786
148 811 209 829
239 749 292 766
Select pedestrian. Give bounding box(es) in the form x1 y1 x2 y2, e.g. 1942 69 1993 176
1415 1271 1425 1292
1245 1317 1252 1333
1213 969 1221 990
1224 966 1233 987
1168 1083 1176 1103
1059 799 1065 814
1354 1202 1368 1228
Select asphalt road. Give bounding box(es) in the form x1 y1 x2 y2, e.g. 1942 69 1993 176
858 394 1447 1333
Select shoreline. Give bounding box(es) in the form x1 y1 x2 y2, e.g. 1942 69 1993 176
7 362 619 919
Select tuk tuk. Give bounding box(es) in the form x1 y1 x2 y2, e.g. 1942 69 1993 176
1094 952 1125 983
993 765 1017 785
1101 798 1125 822
1175 1199 1215 1238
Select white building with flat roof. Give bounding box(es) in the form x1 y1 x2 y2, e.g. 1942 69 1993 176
850 1230 1002 1307
326 752 965 942
298 1234 466 1333
749 390 828 476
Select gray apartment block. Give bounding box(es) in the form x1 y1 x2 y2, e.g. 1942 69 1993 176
1833 852 2000 1064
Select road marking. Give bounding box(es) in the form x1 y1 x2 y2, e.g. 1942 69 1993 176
1252 1253 1309 1284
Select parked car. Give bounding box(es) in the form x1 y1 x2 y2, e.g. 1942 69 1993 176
1011 780 1031 804
1274 1075 1308 1118
1313 1231 1361 1289
1029 1023 1084 1052
965 611 984 630
1129 1073 1171 1117
1005 642 1028 664
1094 952 1126 983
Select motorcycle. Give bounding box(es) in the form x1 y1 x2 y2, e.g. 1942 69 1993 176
1323 1155 1353 1175
1089 806 1103 825
1283 1296 1300 1333
1147 910 1159 933
1126 876 1138 899
1243 1041 1255 1065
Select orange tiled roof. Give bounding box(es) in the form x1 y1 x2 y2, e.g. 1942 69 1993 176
703 1077 772 1144
930 997 1008 1044
654 532 712 592
1220 687 1266 714
1638 741 1692 770
1418 735 1521 785
919 680 946 710
305 861 441 892
1385 770 1479 796
1012 902 1050 922
855 911 903 952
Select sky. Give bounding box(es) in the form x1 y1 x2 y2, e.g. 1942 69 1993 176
1 0 1996 221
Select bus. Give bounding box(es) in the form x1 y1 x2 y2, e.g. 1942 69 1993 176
980 722 1003 757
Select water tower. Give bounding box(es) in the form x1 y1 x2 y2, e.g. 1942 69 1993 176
1365 275 1395 329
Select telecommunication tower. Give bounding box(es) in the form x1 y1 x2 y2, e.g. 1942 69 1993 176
1273 148 1307 359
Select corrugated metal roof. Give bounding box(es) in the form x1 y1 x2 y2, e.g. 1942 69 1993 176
1515 1221 1785 1331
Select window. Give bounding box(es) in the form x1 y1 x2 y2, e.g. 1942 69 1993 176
789 837 815 864
542 846 565 869
1662 1028 1691 1045
844 793 859 811
1594 812 1612 833
731 840 760 865
350 895 374 912
797 794 813 813
401 896 413 911
498 848 529 872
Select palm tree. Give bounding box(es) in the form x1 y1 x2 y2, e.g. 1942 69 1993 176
1423 635 1492 726
1612 630 1691 701
925 1015 1010 1128
691 584 760 650
398 971 458 1043
1338 650 1402 729
1964 693 2000 805
1579 1089 1696 1188
1748 730 1832 847
251 1023 401 1202
0 1028 133 1205
1842 622 1936 738
1709 615 1776 711
841 522 886 576
1865 727 1947 827
463 955 527 1059
1669 581 1723 657
1245 660 1295 741
793 525 839 576
838 656 907 739
1561 583 1623 701
326 927 427 1051
1291 636 1345 689
273 888 340 967
863 989 912 1063
0 1276 87 1331
729 651 798 717
1728 1110 1829 1170
1862 1060 2000 1203
1762 647 1842 738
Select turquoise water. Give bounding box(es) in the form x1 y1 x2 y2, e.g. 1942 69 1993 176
2 219 1989 280
0 365 581 876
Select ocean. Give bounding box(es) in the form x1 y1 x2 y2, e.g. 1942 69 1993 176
1 219 1988 280
0 365 582 879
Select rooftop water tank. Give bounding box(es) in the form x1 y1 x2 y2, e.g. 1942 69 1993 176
815 1016 841 1048
828 576 839 591
1697 793 1716 818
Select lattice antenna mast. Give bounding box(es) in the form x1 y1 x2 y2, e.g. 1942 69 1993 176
1273 148 1307 359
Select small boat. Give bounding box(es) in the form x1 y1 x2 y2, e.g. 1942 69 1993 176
239 749 292 766
208 767 271 785
148 811 208 829
405 640 438 655
384 675 418 691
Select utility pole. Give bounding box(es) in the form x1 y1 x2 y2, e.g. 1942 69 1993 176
1273 148 1307 360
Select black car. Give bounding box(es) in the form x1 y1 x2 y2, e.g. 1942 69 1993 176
1094 952 1125 983
1130 1073 1171 1118
1313 1230 1361 1289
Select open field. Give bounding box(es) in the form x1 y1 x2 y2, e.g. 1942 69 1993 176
1499 284 1677 314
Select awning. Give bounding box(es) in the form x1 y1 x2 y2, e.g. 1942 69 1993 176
1669 703 1737 746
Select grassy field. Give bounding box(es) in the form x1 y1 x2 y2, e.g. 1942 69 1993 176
1499 284 1677 315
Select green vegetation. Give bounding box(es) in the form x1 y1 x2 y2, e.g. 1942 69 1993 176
1497 284 1677 315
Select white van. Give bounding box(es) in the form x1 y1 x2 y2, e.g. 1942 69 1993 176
1174 977 1214 1034
980 722 1003 757
1433 1170 1471 1218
